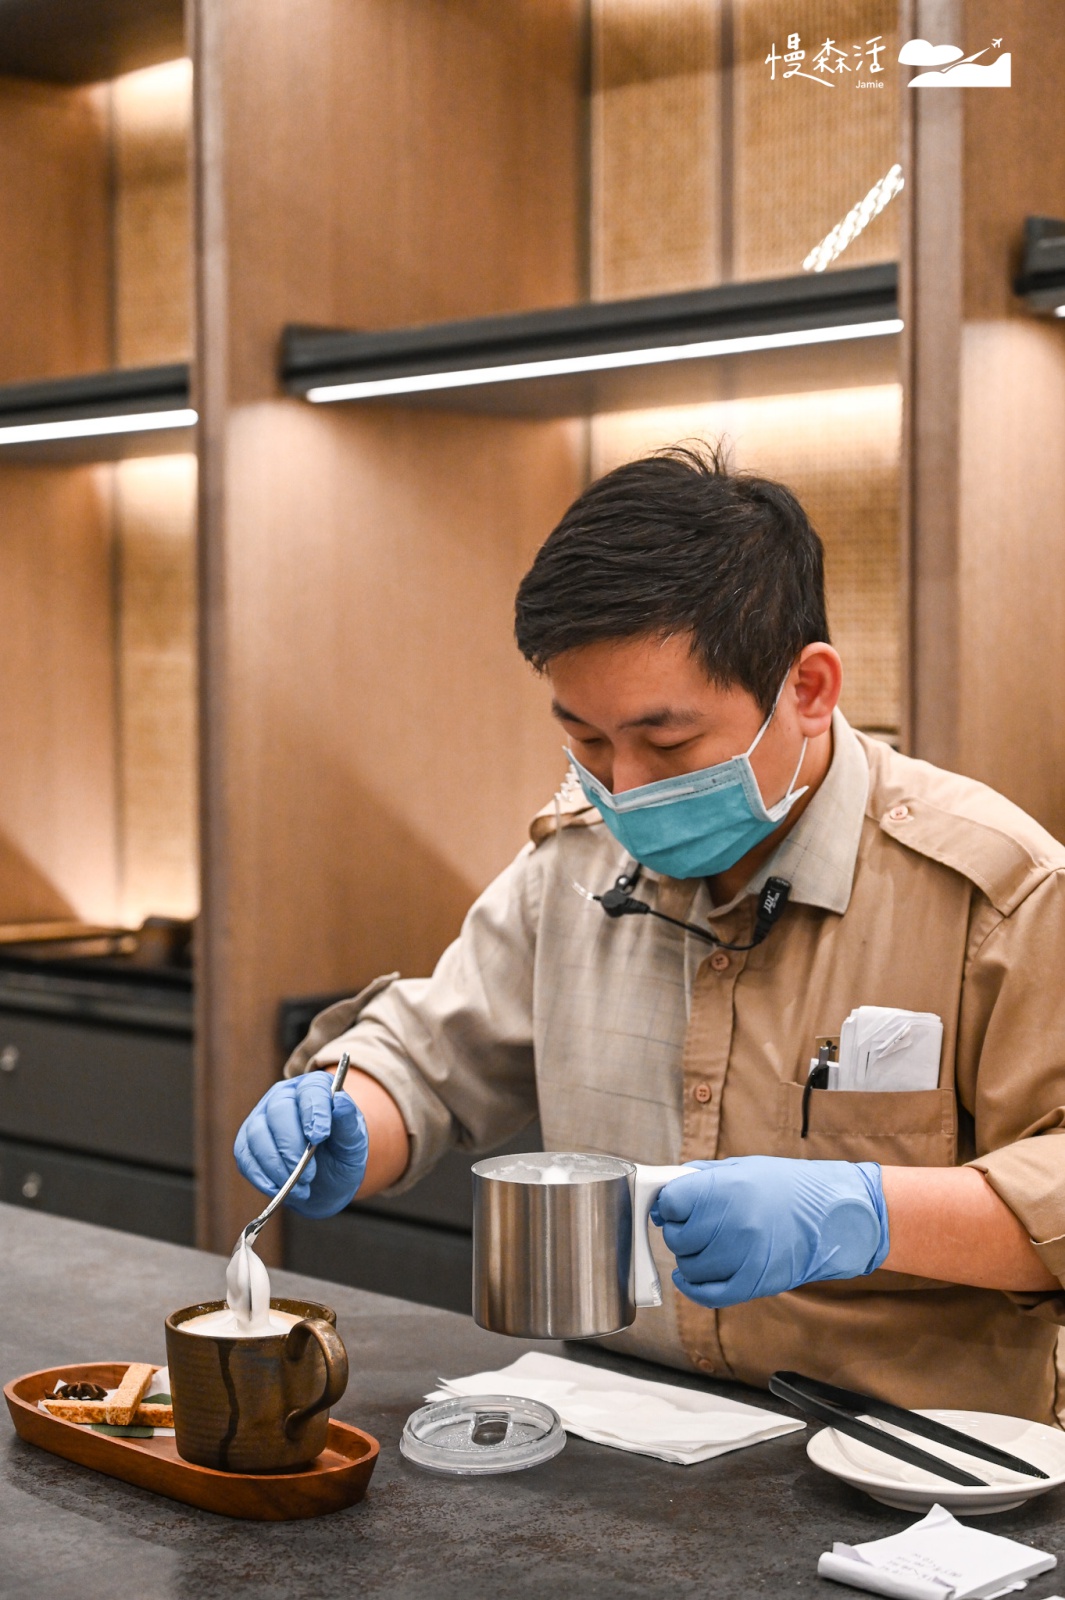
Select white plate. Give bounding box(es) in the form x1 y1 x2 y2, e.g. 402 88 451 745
807 1408 1065 1516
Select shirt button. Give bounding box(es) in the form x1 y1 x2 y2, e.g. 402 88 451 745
710 951 731 971
696 1357 715 1373
888 804 910 822
693 1082 712 1104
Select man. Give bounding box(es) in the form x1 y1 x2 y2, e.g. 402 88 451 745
236 445 1065 1422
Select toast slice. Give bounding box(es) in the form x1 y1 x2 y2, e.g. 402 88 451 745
104 1362 155 1425
41 1398 174 1427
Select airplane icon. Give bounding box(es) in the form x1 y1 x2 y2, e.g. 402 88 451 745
993 38 1002 48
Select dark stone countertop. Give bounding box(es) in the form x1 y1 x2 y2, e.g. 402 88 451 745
2 1203 1064 1599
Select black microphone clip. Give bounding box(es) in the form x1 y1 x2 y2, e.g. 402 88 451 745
598 873 649 918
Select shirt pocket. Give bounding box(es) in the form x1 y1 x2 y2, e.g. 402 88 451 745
776 1081 958 1166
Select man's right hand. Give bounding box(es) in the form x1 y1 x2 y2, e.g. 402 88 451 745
234 1074 369 1219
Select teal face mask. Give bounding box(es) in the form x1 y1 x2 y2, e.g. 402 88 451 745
566 687 807 880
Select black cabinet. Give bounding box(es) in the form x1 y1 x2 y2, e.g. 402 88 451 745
0 1134 194 1244
0 950 194 1242
285 1209 472 1316
0 1010 192 1171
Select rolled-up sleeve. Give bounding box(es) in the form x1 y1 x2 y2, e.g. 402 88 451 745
284 843 542 1193
958 871 1065 1319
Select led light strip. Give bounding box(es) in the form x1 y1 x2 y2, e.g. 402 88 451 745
0 407 197 446
305 319 904 403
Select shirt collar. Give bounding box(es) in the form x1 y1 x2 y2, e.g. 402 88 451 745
742 708 869 915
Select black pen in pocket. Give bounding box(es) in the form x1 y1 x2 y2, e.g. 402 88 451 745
801 1042 837 1138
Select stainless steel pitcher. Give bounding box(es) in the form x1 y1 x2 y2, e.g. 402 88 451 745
471 1152 693 1339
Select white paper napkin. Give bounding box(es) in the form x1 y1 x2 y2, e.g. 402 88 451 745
818 1503 1056 1600
426 1351 805 1465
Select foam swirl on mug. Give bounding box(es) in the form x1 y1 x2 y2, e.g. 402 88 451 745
181 1233 299 1337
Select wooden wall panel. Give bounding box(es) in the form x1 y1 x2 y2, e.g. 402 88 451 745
953 0 1065 835
195 0 585 1250
0 467 118 923
0 78 117 927
905 0 1065 833
0 77 110 381
957 326 1065 833
218 0 583 405
899 0 963 765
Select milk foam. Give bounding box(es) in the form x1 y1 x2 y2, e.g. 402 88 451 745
225 1231 273 1334
181 1306 302 1339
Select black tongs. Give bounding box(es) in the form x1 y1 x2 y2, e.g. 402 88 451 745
769 1371 1048 1488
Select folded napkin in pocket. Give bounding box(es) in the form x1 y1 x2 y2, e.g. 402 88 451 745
427 1351 804 1465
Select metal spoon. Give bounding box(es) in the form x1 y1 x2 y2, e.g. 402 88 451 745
226 1054 352 1327
240 1052 352 1248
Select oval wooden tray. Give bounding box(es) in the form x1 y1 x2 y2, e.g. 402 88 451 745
5 1363 379 1520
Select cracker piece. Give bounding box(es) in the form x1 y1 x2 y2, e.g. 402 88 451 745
41 1399 109 1423
136 1403 174 1427
41 1398 174 1428
104 1363 155 1426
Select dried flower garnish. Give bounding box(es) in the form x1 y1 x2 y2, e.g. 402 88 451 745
51 1382 107 1401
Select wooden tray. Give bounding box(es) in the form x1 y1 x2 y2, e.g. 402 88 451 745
5 1363 379 1520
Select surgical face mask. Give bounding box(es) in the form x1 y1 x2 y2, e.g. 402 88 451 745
565 683 807 880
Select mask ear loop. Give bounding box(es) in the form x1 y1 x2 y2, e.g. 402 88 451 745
745 674 808 811
782 737 808 803
744 674 790 758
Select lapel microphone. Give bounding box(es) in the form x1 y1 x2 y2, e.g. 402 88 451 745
597 869 792 952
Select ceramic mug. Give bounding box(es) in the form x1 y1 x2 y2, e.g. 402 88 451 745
165 1297 348 1473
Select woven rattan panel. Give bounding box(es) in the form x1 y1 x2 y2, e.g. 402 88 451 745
112 57 191 366
734 0 900 279
112 454 198 922
590 0 722 298
590 0 900 296
590 385 902 734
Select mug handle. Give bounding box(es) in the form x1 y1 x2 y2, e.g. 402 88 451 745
631 1164 699 1308
283 1318 350 1439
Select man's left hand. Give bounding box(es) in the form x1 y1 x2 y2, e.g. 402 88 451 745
652 1155 890 1309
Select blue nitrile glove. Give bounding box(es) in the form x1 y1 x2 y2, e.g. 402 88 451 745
652 1156 889 1310
234 1073 369 1220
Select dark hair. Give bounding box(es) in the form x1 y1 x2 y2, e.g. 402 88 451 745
514 441 829 715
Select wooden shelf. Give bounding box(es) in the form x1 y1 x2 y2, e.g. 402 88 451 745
0 0 184 85
0 363 193 461
281 263 899 419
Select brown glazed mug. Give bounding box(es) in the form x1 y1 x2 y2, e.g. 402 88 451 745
165 1297 349 1473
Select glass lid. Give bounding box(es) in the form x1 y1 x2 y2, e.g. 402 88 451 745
400 1393 566 1476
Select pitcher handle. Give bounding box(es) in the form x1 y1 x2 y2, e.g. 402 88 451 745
632 1164 698 1308
283 1317 349 1439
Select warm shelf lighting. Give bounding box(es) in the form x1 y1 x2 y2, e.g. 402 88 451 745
0 408 196 447
305 320 903 404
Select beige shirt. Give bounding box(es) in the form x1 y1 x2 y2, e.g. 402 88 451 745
288 712 1065 1423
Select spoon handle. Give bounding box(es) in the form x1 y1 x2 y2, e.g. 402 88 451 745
245 1053 351 1237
